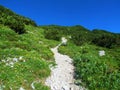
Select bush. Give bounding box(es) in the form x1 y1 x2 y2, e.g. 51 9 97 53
73 55 120 90
42 25 93 45
0 5 37 34
9 21 25 34
92 30 117 48
44 29 61 41
71 31 92 45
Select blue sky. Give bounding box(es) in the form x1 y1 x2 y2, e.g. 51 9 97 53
0 0 120 33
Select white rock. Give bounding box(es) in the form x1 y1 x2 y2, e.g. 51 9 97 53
0 85 5 90
99 50 105 56
9 62 14 65
19 87 25 90
61 37 67 45
13 58 18 62
1 60 5 62
31 82 35 90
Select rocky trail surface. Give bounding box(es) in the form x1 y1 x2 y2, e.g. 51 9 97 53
45 45 85 90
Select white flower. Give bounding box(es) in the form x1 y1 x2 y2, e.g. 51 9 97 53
19 56 23 60
6 63 9 66
23 60 26 62
10 65 14 68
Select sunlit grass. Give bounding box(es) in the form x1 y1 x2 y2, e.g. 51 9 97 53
0 25 58 89
59 43 120 90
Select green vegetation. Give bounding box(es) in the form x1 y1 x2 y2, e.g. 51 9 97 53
41 25 120 90
0 24 59 89
59 43 120 90
0 5 120 90
42 25 120 47
0 6 58 89
92 29 119 48
0 5 37 34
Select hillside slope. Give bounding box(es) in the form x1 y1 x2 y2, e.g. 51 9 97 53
0 5 120 90
0 5 36 34
0 25 59 90
59 43 120 90
41 25 120 90
0 5 59 90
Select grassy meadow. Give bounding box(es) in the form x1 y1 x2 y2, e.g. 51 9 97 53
0 25 58 90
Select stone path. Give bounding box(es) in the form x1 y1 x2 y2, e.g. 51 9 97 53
45 45 85 90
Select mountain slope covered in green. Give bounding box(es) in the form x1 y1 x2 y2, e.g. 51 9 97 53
41 25 120 90
0 5 37 34
0 5 120 90
0 5 59 90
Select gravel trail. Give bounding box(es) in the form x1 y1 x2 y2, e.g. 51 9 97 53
45 45 85 90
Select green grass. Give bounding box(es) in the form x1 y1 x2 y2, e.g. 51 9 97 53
59 43 120 90
1 24 119 90
0 25 58 90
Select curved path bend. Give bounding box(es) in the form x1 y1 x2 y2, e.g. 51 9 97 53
45 45 85 90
